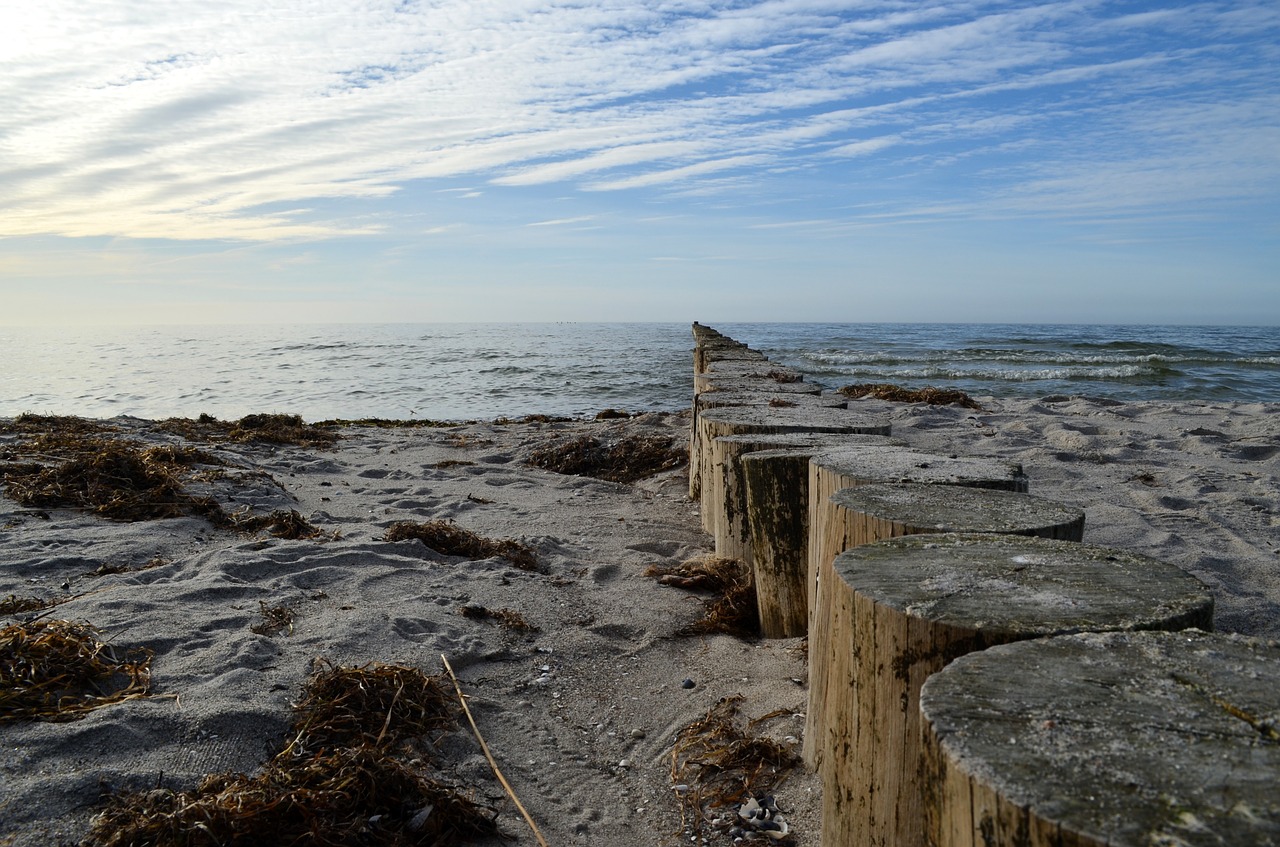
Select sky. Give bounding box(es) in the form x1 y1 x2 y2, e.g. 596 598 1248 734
2 0 1278 326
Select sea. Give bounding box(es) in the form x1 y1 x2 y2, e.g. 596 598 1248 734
2 323 1277 423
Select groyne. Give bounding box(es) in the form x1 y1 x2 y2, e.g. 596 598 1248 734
688 322 1278 847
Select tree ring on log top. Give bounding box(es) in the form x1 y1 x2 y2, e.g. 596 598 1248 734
829 482 1085 542
920 629 1280 847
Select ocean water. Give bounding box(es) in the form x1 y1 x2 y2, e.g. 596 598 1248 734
1 322 1277 422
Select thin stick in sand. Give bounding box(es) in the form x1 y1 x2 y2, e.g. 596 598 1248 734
442 653 550 847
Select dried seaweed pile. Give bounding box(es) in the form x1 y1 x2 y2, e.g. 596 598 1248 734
1 415 325 537
669 695 800 844
838 382 983 409
647 555 760 638
385 520 539 571
85 661 499 847
527 433 684 483
155 412 339 447
458 604 539 633
250 601 296 636
0 619 153 724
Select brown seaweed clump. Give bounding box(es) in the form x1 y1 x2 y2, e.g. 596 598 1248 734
2 440 217 521
527 433 684 483
0 619 154 723
837 382 983 410
458 604 539 633
669 695 800 842
84 661 498 847
1 425 327 539
249 601 296 637
221 508 329 540
646 555 760 638
385 520 539 571
153 412 339 447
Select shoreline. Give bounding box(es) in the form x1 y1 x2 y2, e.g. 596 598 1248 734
2 379 1278 844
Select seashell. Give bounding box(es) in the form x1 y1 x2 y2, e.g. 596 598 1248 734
759 818 790 839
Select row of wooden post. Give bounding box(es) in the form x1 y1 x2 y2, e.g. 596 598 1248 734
687 323 1278 847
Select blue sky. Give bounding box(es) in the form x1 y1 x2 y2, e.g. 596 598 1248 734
3 0 1278 325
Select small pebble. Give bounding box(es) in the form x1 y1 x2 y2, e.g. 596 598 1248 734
618 759 631 768
681 678 695 689
630 728 646 739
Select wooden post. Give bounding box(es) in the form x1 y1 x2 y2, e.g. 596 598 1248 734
918 629 1278 847
694 345 765 376
696 407 892 536
822 534 1214 847
803 447 1029 771
687 378 824 500
710 434 898 566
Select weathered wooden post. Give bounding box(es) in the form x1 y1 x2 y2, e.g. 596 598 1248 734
687 368 823 499
802 447 1029 770
696 407 892 536
710 433 898 565
920 629 1276 847
822 534 1214 847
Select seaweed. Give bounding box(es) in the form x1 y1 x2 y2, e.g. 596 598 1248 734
154 413 339 447
1 440 210 520
0 595 54 616
1 426 327 538
221 508 329 540
838 382 983 410
527 433 684 483
284 660 459 752
85 661 498 847
458 604 539 633
385 520 539 571
646 555 760 638
0 413 115 437
0 619 154 723
669 695 800 843
250 601 295 637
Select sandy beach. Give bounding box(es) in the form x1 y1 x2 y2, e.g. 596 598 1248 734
2 385 1277 845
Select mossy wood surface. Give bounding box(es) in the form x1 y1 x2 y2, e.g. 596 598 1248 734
686 376 823 499
803 446 1029 770
693 346 766 375
696 407 892 529
828 482 1084 544
708 433 896 556
920 629 1275 847
733 446 908 639
823 534 1215 847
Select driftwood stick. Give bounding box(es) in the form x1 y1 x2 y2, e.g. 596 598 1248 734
442 654 550 847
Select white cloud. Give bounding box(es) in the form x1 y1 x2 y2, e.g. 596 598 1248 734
0 0 1276 241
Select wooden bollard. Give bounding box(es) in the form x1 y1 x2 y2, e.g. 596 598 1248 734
919 629 1277 847
803 447 1029 771
710 434 898 565
687 379 824 500
744 479 1080 642
693 345 765 376
692 365 804 396
696 407 892 536
827 481 1084 545
823 534 1214 847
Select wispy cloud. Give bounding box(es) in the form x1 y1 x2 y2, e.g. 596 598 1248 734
1 0 1277 241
